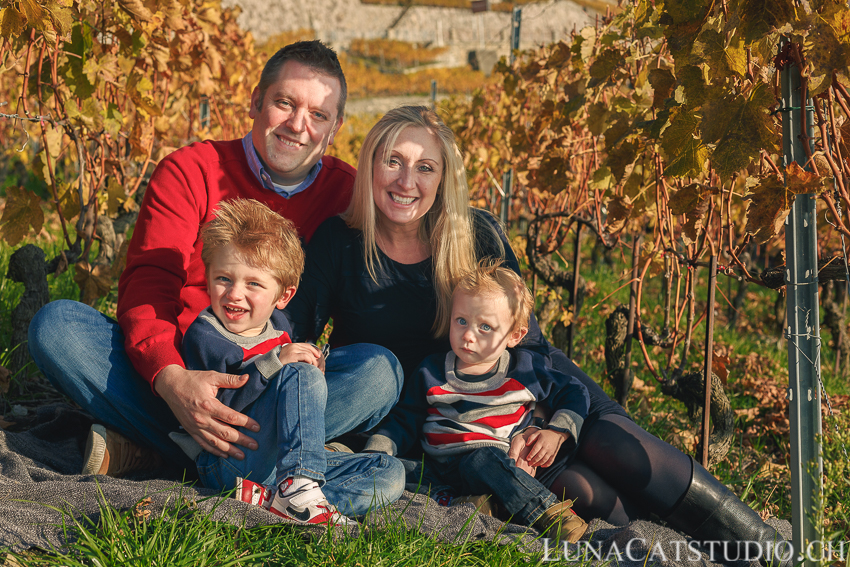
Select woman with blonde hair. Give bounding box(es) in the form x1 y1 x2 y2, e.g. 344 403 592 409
286 105 790 567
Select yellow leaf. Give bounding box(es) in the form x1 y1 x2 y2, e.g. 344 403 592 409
149 40 170 73
18 0 44 26
0 186 45 246
43 124 63 158
58 181 80 221
117 0 152 22
198 62 214 96
106 176 124 216
48 5 73 34
0 7 26 38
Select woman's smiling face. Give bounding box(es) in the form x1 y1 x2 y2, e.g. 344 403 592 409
372 126 443 232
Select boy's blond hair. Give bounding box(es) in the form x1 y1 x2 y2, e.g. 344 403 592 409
453 261 533 334
200 199 304 293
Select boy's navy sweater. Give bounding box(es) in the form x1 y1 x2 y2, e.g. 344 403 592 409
182 307 293 413
365 349 590 460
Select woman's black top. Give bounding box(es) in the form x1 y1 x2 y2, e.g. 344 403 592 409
284 210 626 428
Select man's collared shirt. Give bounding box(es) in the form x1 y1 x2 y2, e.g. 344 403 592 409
241 133 323 199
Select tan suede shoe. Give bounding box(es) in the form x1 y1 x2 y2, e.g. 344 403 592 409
533 500 588 543
82 424 163 477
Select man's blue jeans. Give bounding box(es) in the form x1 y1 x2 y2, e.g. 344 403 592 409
28 300 405 513
402 446 558 525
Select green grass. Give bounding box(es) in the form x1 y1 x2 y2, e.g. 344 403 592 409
2 488 597 567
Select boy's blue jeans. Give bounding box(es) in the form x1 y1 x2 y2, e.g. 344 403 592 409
196 362 405 515
402 446 558 525
28 300 406 514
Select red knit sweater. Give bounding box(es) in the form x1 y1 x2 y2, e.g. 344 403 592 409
116 139 355 386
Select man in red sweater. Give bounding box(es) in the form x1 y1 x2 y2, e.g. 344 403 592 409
28 41 403 478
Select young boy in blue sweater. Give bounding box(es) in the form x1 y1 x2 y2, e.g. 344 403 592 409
364 263 591 542
174 199 403 526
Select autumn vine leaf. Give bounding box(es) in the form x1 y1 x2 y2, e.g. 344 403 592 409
669 183 716 243
0 186 45 247
745 163 827 243
705 83 778 179
73 262 113 306
648 68 676 109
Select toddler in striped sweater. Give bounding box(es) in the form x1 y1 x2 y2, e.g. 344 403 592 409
365 262 591 542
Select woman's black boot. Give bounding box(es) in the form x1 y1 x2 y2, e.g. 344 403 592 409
663 457 793 567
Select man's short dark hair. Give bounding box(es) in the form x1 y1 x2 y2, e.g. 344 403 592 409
257 40 347 120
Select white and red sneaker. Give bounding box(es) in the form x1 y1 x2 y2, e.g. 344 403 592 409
234 477 274 510
269 478 357 527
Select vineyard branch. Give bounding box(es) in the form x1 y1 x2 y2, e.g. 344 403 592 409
0 110 68 125
634 231 662 383
813 100 848 200
825 87 847 177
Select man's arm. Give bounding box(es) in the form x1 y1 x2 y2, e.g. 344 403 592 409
117 145 259 459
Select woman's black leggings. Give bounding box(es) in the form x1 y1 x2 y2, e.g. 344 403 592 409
543 347 694 526
547 413 693 526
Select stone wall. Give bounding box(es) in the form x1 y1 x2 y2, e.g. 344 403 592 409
226 0 598 53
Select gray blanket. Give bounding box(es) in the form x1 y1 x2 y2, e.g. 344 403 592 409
0 405 791 566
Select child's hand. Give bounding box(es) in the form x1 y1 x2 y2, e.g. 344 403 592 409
278 343 323 368
524 429 570 468
508 430 538 477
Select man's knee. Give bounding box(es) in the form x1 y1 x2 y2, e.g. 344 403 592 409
28 300 77 358
356 344 403 402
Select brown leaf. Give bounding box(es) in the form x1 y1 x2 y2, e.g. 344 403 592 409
0 186 45 246
110 240 129 279
54 250 68 277
648 67 676 109
605 195 633 234
712 352 731 384
744 175 789 243
0 418 15 430
669 183 707 216
784 161 827 195
0 364 10 395
74 262 114 306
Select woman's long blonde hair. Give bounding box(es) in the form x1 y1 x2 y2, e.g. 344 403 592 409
342 106 475 336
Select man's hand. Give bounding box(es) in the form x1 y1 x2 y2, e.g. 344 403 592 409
523 429 570 468
278 343 323 368
508 429 538 477
154 365 261 460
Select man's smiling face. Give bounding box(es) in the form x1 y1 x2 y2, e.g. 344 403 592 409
249 60 343 185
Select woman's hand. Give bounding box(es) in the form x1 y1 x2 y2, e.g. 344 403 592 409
154 364 260 460
509 429 538 477
523 429 570 468
278 343 323 368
